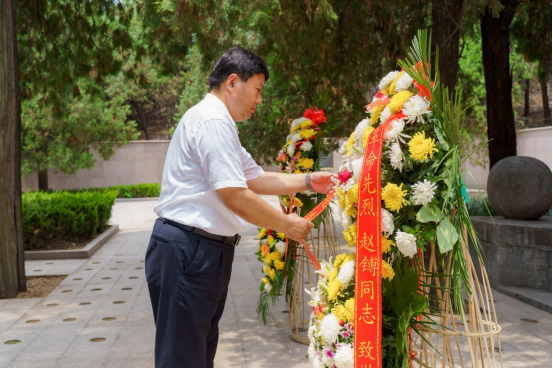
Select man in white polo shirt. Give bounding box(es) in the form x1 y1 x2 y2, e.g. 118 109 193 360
145 47 335 368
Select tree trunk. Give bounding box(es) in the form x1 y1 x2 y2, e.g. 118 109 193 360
539 73 551 125
130 101 149 140
524 79 530 117
431 0 465 94
481 0 519 168
38 168 49 191
0 0 26 298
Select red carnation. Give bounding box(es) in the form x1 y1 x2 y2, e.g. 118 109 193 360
303 106 327 126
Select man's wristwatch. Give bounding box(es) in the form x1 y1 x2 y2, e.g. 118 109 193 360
305 173 315 192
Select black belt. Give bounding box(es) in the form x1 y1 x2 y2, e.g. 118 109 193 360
159 218 241 246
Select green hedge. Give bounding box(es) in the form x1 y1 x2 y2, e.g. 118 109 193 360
66 183 161 198
22 190 117 250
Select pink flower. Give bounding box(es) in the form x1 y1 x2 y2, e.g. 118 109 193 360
325 349 334 358
338 169 351 184
340 331 351 339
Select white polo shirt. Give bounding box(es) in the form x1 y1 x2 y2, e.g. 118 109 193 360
154 93 264 236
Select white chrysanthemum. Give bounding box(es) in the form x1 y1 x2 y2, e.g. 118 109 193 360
381 208 395 237
275 241 286 254
337 260 355 288
384 119 411 145
412 179 437 206
322 345 336 367
394 73 414 93
308 344 317 362
301 141 313 151
379 106 392 125
313 355 324 368
395 231 417 258
334 343 354 368
388 142 404 172
320 313 341 344
351 157 364 181
378 70 400 91
308 323 318 342
286 142 296 157
291 117 309 130
403 95 431 125
292 132 302 144
264 283 272 293
341 209 352 228
353 119 370 147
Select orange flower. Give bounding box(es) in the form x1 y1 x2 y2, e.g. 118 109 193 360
260 244 270 256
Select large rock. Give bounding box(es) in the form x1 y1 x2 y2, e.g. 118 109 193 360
488 156 552 220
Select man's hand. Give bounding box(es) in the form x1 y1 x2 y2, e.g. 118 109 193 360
284 213 314 248
310 172 338 194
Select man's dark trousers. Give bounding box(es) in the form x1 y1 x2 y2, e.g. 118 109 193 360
145 218 235 368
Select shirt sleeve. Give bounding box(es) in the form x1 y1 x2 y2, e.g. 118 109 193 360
240 146 265 180
193 119 249 191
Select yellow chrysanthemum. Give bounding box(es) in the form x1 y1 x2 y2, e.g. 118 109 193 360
328 268 338 282
382 260 395 281
267 235 274 245
327 278 342 301
262 277 269 285
389 90 412 114
264 254 272 266
276 232 285 239
382 183 408 213
369 104 386 126
333 254 347 269
299 129 315 139
281 196 289 207
345 190 357 217
290 124 301 133
345 133 355 154
346 184 359 206
258 228 267 238
294 197 303 208
266 266 276 280
274 260 285 270
344 298 355 322
386 71 405 95
298 158 314 170
382 237 395 254
343 224 357 247
270 251 282 261
301 119 313 129
408 132 439 162
334 304 347 323
343 228 354 247
362 126 375 149
343 253 356 265
317 313 325 321
294 168 301 174
336 187 346 208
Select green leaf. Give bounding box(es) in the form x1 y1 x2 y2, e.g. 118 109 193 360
416 205 445 223
436 218 458 253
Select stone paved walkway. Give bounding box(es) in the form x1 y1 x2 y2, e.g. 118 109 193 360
0 198 551 368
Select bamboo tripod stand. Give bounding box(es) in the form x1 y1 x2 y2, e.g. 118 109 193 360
412 227 503 368
288 212 339 344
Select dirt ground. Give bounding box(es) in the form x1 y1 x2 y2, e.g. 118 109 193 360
27 225 108 251
15 275 67 299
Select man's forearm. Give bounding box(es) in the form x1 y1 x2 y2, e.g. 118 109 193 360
221 187 290 232
247 172 308 195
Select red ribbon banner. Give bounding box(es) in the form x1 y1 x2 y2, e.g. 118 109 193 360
354 112 403 368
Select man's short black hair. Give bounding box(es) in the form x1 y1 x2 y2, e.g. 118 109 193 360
208 47 269 91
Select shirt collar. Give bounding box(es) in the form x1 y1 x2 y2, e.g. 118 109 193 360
204 93 237 127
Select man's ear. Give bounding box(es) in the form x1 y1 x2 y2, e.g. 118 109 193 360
226 74 239 92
